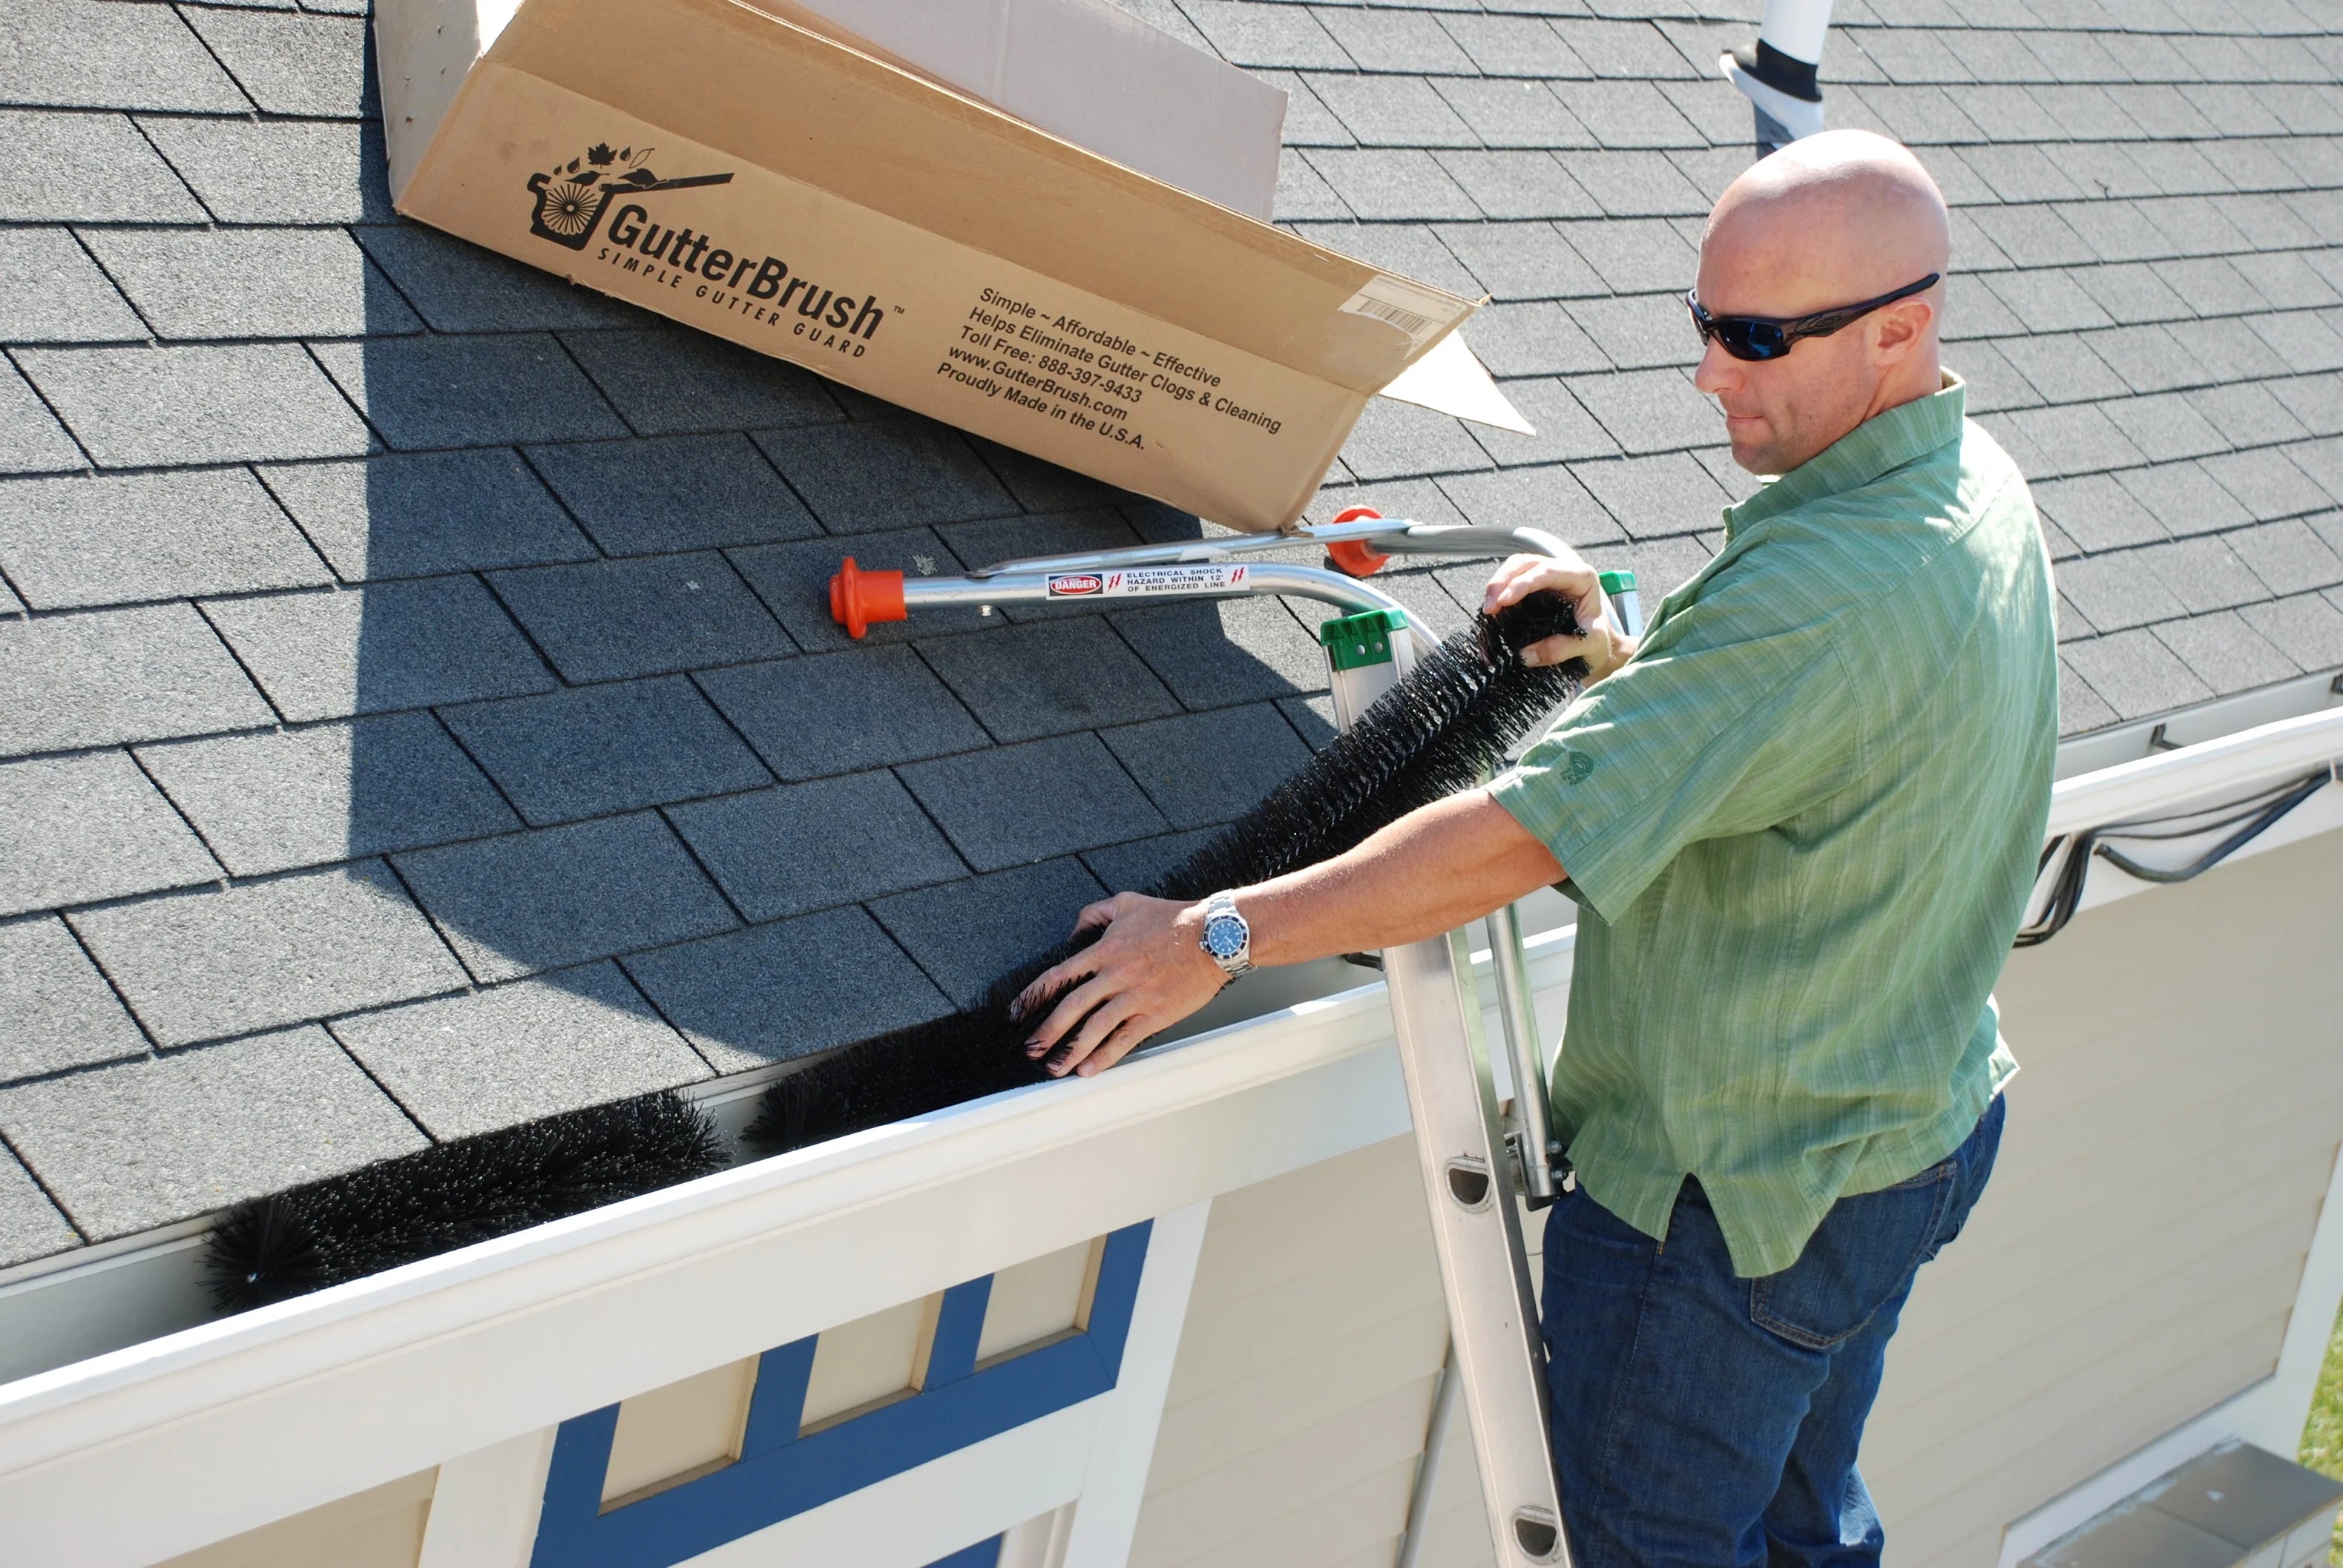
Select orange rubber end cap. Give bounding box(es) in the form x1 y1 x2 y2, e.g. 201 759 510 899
829 556 907 639
1326 506 1391 578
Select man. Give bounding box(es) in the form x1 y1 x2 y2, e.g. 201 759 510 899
1017 130 2057 1566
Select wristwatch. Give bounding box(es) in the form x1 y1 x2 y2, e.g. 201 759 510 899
1197 891 1252 978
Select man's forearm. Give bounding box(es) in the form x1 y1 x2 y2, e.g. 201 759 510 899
1243 790 1565 965
1015 774 1568 1077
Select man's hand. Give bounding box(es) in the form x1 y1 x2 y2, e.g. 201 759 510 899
1012 892 1229 1078
1485 552 1637 684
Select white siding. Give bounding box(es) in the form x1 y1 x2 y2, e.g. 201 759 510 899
1131 1136 1496 1568
1867 825 2343 1566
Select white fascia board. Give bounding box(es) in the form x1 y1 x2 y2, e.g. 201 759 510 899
2032 702 2343 925
0 930 1571 1568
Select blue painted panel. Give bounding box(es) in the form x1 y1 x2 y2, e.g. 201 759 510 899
540 1403 621 1523
927 1535 1003 1568
926 1277 993 1387
530 1222 1151 1568
737 1334 814 1459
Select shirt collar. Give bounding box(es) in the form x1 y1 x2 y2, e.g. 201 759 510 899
1723 371 1967 538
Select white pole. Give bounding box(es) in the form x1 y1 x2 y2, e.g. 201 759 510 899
1758 0 1834 67
1394 1343 1465 1568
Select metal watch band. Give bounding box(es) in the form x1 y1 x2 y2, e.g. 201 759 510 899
1200 890 1252 978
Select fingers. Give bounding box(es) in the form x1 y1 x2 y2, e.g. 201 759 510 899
1483 551 1597 615
1013 895 1132 1019
1009 966 1051 1023
1042 992 1138 1077
1024 969 1114 1054
1010 949 1094 1024
1071 893 1126 935
1520 632 1594 669
1482 554 1545 611
1005 891 1211 1079
1074 1018 1148 1078
1008 972 1050 1024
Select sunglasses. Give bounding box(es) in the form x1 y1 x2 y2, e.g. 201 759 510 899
1686 273 1942 362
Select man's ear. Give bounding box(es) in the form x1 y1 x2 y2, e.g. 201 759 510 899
1871 297 1933 363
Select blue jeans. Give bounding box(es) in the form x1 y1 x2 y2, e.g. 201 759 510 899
1540 1094 2005 1567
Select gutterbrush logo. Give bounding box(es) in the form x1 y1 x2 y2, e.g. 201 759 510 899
530 136 892 352
525 142 733 251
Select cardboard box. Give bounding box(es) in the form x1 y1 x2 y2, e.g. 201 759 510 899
378 0 1525 533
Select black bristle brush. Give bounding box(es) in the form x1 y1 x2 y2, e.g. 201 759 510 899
744 590 1587 1155
203 591 1582 1311
206 1090 726 1311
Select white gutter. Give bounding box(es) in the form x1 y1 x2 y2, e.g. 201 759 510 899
1 695 2339 1566
2045 705 2343 837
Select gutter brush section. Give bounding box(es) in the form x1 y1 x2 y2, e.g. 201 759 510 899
208 596 1585 1310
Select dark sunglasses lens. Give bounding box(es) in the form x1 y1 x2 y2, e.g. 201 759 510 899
1691 300 1790 362
1721 320 1788 361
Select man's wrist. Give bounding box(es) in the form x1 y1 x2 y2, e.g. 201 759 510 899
1591 631 1638 684
1197 890 1253 977
1178 905 1235 988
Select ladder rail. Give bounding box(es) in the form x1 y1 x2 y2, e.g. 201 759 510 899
1331 646 1568 1568
1488 901 1560 1208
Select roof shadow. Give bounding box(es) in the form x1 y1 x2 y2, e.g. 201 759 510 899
330 223 1350 1142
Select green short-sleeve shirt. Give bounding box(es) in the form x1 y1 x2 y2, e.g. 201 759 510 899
1489 373 2057 1277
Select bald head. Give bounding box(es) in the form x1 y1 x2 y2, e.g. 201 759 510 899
1692 131 1953 477
1706 131 1950 314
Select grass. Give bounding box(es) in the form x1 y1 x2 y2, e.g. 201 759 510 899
2301 1296 2343 1566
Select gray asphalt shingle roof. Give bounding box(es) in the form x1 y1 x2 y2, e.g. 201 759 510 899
1 0 2340 1269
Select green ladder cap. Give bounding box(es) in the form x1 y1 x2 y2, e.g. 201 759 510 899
1318 607 1410 671
1598 569 1637 592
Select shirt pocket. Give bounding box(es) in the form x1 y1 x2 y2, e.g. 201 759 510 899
1748 1165 1957 1351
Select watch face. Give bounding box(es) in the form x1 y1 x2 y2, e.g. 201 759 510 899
1203 915 1246 961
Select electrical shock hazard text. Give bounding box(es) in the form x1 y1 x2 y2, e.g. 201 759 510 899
1047 564 1253 599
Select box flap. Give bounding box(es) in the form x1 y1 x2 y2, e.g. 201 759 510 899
479 0 1470 395
378 0 526 199
1374 331 1532 435
741 0 1286 220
